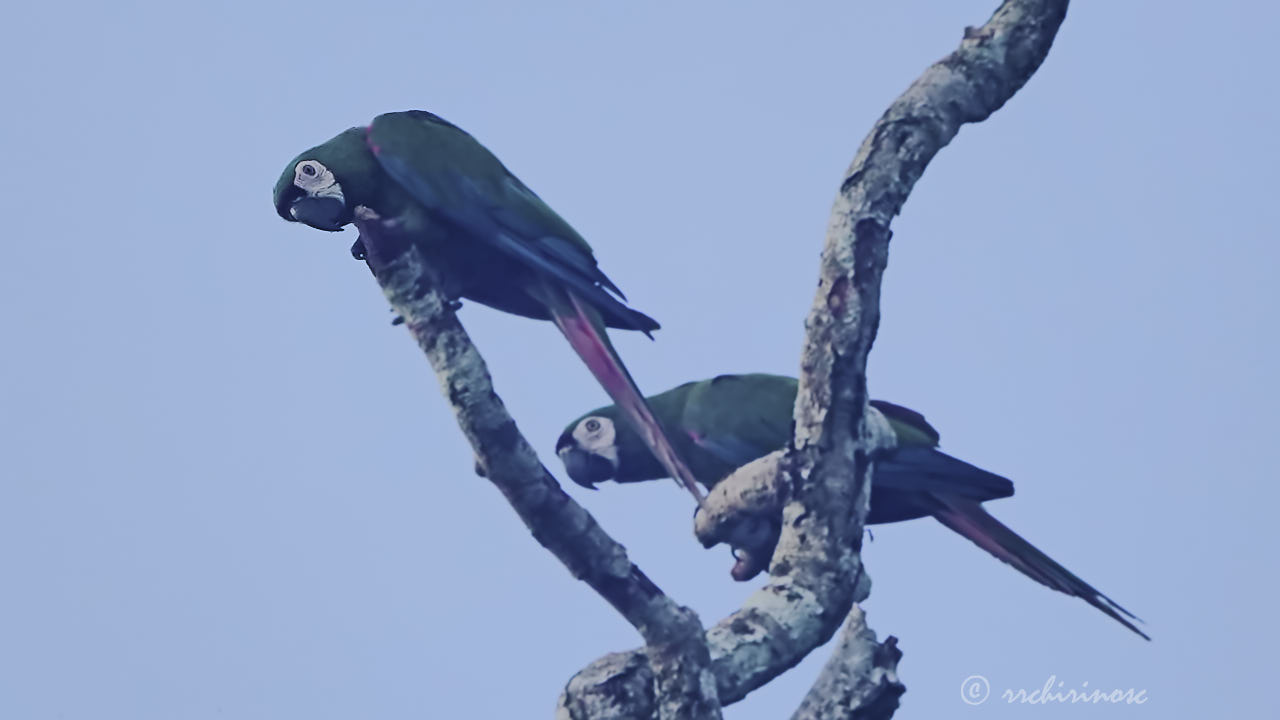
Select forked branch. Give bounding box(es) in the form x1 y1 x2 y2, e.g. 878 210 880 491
560 1 1069 717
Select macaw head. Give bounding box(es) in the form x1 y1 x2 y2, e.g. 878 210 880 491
273 127 382 231
557 387 696 490
558 404 674 489
556 410 625 489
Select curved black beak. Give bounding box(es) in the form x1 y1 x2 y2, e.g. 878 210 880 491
554 431 575 454
288 195 352 232
556 433 617 490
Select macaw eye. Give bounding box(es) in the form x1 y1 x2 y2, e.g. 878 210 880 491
294 160 331 188
585 419 601 433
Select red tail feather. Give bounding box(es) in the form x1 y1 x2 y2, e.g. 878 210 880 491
930 495 1148 639
549 290 703 502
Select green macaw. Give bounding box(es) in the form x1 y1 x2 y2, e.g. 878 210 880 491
556 373 1147 639
273 110 701 501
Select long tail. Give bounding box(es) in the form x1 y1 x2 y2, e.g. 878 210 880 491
930 495 1149 640
540 284 704 502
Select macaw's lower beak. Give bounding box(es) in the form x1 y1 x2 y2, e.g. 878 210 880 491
557 447 617 490
289 195 351 231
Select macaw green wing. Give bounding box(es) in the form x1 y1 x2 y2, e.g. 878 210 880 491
678 375 947 483
365 111 654 333
870 399 941 448
680 374 797 483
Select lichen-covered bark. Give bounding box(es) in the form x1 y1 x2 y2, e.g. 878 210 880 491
790 607 904 720
358 230 720 720
691 408 899 582
558 1 1069 717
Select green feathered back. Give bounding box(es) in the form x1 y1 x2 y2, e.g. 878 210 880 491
565 373 943 487
367 111 597 258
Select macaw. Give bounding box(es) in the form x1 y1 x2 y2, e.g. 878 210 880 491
273 110 701 501
556 373 1147 639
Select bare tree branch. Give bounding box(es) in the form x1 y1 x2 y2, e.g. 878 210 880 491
356 227 720 720
791 607 904 720
559 0 1069 717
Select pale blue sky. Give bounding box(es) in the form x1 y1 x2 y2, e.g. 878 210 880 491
1 1 1275 717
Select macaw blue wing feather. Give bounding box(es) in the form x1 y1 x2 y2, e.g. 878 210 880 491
689 432 771 468
875 447 1013 502
490 177 626 299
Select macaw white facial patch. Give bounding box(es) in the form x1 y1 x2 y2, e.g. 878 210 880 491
293 160 344 201
571 416 619 465
863 405 899 453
